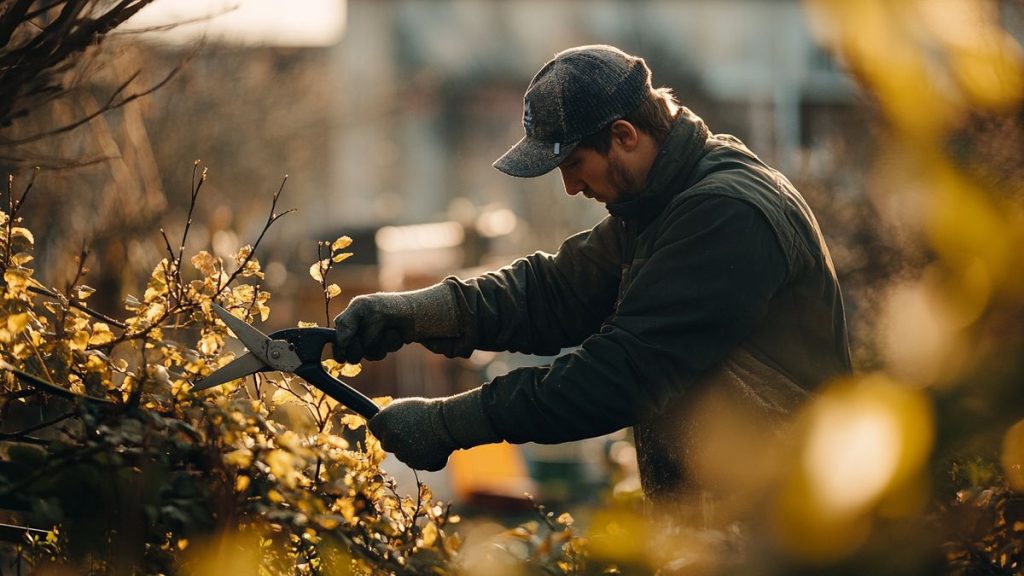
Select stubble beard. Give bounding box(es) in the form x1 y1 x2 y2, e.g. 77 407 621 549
607 154 643 203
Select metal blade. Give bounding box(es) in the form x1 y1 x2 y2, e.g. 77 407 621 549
190 352 268 392
211 303 272 362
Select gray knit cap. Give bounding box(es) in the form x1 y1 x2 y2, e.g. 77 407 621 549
493 45 653 178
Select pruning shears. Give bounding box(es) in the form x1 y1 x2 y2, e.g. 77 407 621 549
190 303 380 419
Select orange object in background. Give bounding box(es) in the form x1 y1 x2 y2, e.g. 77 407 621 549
448 442 537 511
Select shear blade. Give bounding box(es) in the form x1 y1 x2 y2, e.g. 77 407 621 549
191 352 268 392
211 303 272 361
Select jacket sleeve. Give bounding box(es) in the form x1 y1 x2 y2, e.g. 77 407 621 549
436 216 622 357
478 195 789 443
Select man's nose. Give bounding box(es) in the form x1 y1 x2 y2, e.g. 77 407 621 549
559 168 582 196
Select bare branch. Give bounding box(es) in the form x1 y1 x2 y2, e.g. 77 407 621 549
0 360 114 405
27 284 126 330
214 175 295 299
0 411 75 441
1 58 187 146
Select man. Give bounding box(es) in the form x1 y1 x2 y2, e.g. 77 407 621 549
333 45 851 507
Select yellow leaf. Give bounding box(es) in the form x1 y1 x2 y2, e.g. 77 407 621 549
11 253 32 267
233 284 255 303
418 521 438 548
267 489 285 504
144 302 166 323
340 363 361 378
6 313 29 336
340 413 365 430
308 260 328 283
191 251 218 276
325 284 342 299
70 330 90 351
11 227 33 245
297 321 319 328
331 236 353 251
198 331 224 356
75 285 95 300
331 252 353 264
235 475 251 493
177 538 189 551
88 322 115 346
266 449 300 489
271 387 300 407
335 498 355 524
233 244 253 266
84 354 105 372
3 269 29 293
242 259 263 279
225 448 254 468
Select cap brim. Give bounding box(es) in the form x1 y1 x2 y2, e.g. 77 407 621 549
492 135 576 178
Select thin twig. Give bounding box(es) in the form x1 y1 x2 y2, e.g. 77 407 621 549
177 161 205 274
2 59 186 146
127 345 148 409
0 361 113 404
27 284 126 329
4 174 13 268
318 241 331 326
62 243 90 302
0 411 74 441
214 175 295 299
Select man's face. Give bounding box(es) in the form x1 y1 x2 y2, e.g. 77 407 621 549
557 146 642 205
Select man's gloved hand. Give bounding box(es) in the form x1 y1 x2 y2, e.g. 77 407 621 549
333 283 459 364
367 389 500 472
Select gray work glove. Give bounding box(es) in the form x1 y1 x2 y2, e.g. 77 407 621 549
333 283 459 363
367 388 500 472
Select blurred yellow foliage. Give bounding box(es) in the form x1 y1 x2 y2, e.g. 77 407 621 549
775 374 933 561
806 0 1023 138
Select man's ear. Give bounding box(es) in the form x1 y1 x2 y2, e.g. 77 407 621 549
609 119 640 152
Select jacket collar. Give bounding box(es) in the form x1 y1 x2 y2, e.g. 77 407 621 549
606 107 710 222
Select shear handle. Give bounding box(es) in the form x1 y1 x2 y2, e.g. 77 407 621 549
269 327 380 419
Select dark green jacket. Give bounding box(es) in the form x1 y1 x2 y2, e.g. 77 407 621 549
440 108 851 500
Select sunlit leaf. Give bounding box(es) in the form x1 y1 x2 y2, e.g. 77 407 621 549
70 330 90 351
6 313 29 336
419 521 438 548
271 387 300 407
331 236 353 251
75 285 96 300
191 251 218 276
308 260 328 283
326 283 342 299
10 227 33 245
233 284 255 304
339 413 365 430
11 252 33 267
233 244 253 266
225 448 254 468
3 269 29 294
331 252 353 264
88 322 115 346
